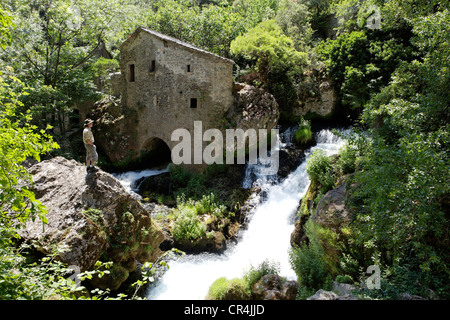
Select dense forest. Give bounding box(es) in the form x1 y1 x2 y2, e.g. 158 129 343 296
0 0 449 300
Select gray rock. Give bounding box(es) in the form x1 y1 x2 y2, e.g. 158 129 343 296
20 157 164 290
252 274 298 300
307 289 340 300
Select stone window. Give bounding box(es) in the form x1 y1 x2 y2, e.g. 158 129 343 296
187 64 191 72
190 98 198 109
128 64 135 82
150 60 156 73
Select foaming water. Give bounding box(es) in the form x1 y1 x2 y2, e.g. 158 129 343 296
140 128 348 300
113 166 170 193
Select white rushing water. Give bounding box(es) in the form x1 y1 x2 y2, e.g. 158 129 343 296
113 166 170 193
127 128 348 300
110 129 347 299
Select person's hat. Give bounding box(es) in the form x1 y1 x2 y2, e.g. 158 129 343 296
84 118 94 126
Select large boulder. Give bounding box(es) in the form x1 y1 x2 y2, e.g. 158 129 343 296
20 157 164 290
307 282 358 300
312 181 351 229
252 274 298 300
226 83 279 132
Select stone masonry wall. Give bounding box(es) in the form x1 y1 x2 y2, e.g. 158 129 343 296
113 28 234 164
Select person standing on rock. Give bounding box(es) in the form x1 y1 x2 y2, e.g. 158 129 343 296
83 118 98 173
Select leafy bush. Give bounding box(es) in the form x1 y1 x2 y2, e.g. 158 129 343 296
196 193 228 219
171 193 230 242
318 28 413 117
171 204 207 242
336 142 357 175
230 19 307 86
289 220 329 290
293 116 312 144
243 259 280 289
306 149 335 193
335 274 353 284
206 277 251 300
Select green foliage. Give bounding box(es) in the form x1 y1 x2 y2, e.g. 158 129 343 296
305 149 335 194
0 71 59 231
230 19 307 86
275 0 313 51
293 116 312 144
243 259 280 289
232 0 278 29
171 193 230 242
338 7 450 298
147 0 245 58
0 241 79 299
335 274 353 284
289 220 331 297
171 197 207 242
318 27 413 116
206 276 251 300
0 8 14 49
335 142 357 175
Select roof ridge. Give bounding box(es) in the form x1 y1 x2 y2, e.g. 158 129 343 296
121 26 234 64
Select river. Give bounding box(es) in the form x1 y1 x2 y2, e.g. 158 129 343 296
114 128 347 300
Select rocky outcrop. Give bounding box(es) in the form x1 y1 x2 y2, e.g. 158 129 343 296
311 181 351 229
277 146 305 179
252 274 298 300
20 157 164 290
227 83 279 132
307 282 358 300
293 68 336 118
291 180 351 247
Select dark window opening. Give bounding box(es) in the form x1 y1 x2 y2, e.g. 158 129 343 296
129 64 135 82
187 64 191 72
190 98 198 109
150 60 156 72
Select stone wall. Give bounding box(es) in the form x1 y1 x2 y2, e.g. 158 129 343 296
111 27 235 164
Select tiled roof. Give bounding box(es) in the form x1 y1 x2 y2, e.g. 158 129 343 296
120 26 234 64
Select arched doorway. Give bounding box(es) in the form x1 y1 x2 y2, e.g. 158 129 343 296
139 137 172 168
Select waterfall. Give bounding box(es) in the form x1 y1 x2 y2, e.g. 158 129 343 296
136 128 348 300
113 166 170 194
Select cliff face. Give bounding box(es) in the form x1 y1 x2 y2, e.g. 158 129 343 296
20 157 164 290
226 83 279 132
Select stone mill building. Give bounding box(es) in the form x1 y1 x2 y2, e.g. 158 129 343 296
93 27 278 169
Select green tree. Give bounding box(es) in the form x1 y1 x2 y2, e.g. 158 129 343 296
0 8 14 49
0 70 59 233
1 0 147 135
275 0 314 51
345 8 450 298
230 19 307 86
232 0 279 29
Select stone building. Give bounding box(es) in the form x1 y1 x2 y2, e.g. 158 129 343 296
108 26 235 166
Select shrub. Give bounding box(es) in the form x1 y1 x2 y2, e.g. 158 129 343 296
243 259 281 289
289 220 331 294
306 149 335 193
206 277 251 300
336 142 357 175
335 274 353 284
293 117 313 144
171 205 206 242
196 193 228 219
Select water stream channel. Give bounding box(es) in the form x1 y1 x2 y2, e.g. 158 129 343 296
114 128 347 300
